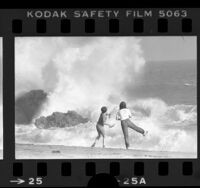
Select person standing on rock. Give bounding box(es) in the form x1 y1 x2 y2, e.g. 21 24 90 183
116 101 148 149
91 106 114 148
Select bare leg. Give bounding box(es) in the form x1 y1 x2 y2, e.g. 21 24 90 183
91 134 100 147
102 136 105 148
99 126 105 148
127 120 144 135
92 124 104 147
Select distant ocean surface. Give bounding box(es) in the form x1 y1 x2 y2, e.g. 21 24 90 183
128 60 197 105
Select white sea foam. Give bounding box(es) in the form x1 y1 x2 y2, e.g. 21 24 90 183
15 98 197 153
15 37 197 154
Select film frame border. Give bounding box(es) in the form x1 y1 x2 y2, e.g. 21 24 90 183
0 8 199 187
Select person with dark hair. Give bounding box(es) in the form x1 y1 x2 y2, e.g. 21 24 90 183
91 106 114 148
117 101 148 149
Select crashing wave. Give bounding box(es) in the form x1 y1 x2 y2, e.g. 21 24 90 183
15 98 197 153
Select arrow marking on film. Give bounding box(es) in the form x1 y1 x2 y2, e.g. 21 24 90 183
10 178 25 184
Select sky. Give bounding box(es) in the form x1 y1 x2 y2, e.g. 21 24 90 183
15 36 196 97
15 36 197 115
14 37 197 155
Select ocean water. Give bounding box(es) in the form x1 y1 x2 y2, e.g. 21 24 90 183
126 60 197 105
15 60 197 155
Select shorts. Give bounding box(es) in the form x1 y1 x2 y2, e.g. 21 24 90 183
96 124 105 137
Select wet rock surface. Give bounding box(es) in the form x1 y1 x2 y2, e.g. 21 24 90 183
34 111 89 129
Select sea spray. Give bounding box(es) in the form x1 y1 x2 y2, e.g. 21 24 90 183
15 98 197 153
15 37 145 117
15 37 197 153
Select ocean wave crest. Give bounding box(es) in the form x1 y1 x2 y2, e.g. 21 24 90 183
15 98 197 153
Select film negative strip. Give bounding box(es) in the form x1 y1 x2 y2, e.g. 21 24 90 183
0 8 199 187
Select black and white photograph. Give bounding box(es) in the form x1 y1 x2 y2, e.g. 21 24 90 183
15 37 197 159
0 38 2 159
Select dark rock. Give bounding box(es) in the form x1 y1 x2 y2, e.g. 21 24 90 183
34 111 89 129
15 90 47 124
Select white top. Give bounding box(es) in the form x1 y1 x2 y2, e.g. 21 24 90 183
117 108 132 120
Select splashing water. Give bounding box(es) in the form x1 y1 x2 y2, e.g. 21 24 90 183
15 37 145 116
15 37 197 153
16 98 197 153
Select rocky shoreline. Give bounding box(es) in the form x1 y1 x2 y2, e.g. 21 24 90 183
34 111 89 129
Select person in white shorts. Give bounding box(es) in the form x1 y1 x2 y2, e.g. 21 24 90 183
116 101 148 149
